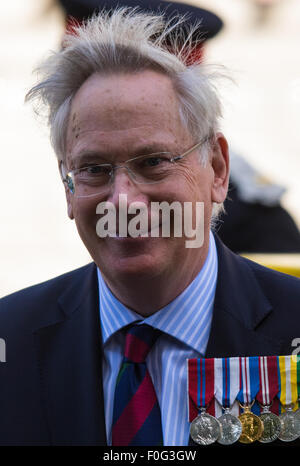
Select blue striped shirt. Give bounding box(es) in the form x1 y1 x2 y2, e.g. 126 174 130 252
97 231 218 446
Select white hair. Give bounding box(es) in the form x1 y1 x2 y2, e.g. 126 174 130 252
26 7 227 215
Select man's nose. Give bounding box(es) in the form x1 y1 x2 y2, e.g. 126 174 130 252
107 168 148 208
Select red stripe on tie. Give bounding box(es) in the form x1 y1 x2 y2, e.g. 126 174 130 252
112 371 157 445
125 334 150 362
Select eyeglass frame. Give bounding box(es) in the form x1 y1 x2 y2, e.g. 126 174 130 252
61 134 212 197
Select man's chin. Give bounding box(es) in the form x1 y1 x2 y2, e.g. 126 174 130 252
96 250 166 281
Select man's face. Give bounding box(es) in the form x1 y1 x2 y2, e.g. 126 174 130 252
65 70 229 287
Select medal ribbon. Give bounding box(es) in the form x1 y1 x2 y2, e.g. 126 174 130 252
214 357 240 408
197 358 215 409
256 356 279 406
237 357 260 405
278 355 298 409
297 355 300 405
187 358 215 421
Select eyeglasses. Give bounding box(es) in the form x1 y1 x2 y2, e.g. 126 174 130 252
62 136 210 199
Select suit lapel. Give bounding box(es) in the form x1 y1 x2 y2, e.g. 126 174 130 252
206 235 282 357
34 263 107 445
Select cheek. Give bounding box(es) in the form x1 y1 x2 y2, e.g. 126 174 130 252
72 201 98 235
175 165 211 202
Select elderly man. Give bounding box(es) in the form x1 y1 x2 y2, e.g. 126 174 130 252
0 8 299 447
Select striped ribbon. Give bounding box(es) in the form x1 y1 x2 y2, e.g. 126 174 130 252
187 358 215 421
297 355 300 403
214 357 240 409
278 355 299 411
237 357 260 406
256 356 279 413
197 358 215 408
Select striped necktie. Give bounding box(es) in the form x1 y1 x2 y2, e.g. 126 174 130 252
112 324 163 446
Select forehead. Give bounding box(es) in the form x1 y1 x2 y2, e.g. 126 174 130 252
66 71 192 162
71 70 180 123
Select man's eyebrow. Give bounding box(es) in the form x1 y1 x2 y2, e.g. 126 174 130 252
72 144 174 164
72 151 110 165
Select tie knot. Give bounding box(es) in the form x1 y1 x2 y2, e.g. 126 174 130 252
124 324 161 363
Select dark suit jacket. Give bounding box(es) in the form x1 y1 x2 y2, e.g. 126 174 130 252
0 236 300 446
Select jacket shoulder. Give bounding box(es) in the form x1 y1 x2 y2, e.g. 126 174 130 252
214 233 300 329
0 263 95 325
240 255 300 341
242 255 300 297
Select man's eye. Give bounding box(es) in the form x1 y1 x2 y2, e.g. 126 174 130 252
84 165 111 175
141 155 171 168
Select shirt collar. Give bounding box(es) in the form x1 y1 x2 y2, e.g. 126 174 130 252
97 231 218 355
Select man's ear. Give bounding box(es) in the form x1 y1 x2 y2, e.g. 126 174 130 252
58 161 74 220
210 132 230 204
66 190 74 220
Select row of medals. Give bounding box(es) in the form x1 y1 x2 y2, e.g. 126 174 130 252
190 402 300 445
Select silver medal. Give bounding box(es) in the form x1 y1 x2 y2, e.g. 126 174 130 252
294 407 300 423
190 409 221 445
294 399 300 423
258 405 281 443
217 408 242 445
279 404 300 442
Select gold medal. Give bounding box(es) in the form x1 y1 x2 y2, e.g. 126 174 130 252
238 404 264 444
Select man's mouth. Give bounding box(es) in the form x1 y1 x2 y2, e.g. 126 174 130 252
109 223 162 239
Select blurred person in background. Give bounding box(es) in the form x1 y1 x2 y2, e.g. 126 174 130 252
0 7 299 447
58 0 300 254
220 150 300 253
250 0 280 25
